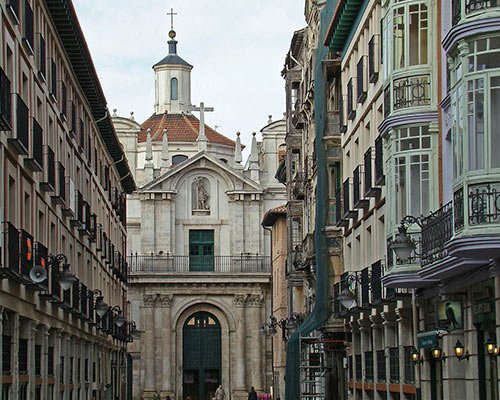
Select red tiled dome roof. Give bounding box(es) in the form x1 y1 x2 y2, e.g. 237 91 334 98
138 112 235 147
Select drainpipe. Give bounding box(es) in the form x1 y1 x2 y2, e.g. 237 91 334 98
413 289 421 400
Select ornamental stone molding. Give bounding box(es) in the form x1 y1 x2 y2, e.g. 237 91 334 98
246 294 264 307
157 294 173 308
143 294 156 308
234 294 248 307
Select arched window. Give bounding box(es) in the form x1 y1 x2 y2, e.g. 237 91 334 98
171 77 178 100
172 154 188 165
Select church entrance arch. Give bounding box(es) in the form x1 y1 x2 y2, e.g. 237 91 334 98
183 311 221 400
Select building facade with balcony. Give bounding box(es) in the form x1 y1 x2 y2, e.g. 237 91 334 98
324 0 420 397
0 1 135 399
379 0 500 399
112 27 286 400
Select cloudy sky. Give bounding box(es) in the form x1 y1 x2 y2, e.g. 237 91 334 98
72 1 306 156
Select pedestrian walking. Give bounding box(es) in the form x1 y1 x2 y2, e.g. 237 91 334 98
248 386 258 400
215 384 226 399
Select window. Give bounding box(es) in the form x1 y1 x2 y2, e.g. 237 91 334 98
468 36 500 73
466 78 484 171
365 351 374 382
2 335 11 374
394 126 431 222
355 354 362 380
376 350 386 382
171 77 178 100
48 346 54 375
172 154 188 165
404 346 415 383
389 347 400 383
393 2 428 70
35 345 41 376
18 338 28 374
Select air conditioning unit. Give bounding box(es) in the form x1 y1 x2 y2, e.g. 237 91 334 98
62 177 76 217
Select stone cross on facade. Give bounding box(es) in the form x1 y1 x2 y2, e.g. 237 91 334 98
167 8 177 30
191 102 214 151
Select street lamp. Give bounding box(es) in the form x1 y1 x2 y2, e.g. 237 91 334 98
48 254 76 290
389 216 423 262
337 287 357 310
111 306 126 327
93 289 110 317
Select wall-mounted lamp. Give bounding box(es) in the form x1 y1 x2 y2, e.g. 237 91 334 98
92 289 109 317
389 216 423 262
411 347 423 364
454 340 469 361
111 306 126 327
431 344 444 360
47 254 76 290
486 336 497 356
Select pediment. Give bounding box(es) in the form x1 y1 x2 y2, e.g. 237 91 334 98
112 116 142 132
140 151 262 192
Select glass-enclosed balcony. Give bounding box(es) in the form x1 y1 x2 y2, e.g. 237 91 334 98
452 0 500 26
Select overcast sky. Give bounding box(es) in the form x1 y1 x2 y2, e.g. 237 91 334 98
72 1 306 157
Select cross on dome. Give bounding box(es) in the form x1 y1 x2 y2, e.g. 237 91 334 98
167 8 177 38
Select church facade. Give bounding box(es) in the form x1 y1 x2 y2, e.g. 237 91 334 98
113 29 286 400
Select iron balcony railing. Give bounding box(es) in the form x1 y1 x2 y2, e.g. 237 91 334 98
454 187 464 230
393 75 431 111
128 254 271 274
421 201 453 266
0 67 11 131
468 182 500 225
384 86 391 118
465 0 499 14
375 134 384 185
452 0 462 25
368 36 378 83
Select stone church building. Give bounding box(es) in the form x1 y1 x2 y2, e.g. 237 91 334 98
112 28 286 400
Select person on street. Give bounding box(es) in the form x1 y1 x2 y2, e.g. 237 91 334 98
248 386 258 400
215 384 226 400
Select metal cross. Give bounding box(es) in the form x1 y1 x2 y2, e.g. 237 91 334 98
167 8 177 30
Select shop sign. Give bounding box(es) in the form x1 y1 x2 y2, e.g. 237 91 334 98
417 331 437 349
436 299 463 331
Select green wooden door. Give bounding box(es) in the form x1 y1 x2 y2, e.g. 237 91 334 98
183 312 221 400
189 230 214 271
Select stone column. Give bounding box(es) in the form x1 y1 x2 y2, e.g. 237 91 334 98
143 294 156 397
159 294 174 399
247 294 264 391
233 295 247 398
154 296 163 390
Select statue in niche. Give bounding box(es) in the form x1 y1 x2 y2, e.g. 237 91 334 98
192 177 210 211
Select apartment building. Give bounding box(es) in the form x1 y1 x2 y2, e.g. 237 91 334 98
0 1 135 399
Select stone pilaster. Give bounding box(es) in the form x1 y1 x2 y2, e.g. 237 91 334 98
158 294 174 399
233 295 247 399
247 294 264 391
142 294 156 397
154 295 163 390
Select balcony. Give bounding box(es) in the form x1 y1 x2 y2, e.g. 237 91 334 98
0 67 11 131
357 56 367 104
421 201 453 266
353 166 370 210
335 188 348 228
25 118 43 171
452 0 500 25
40 145 55 192
347 78 356 120
128 254 271 274
449 181 500 259
368 36 379 84
292 172 305 200
0 222 21 280
343 178 357 220
39 261 61 303
364 148 381 198
393 75 430 111
51 162 66 205
8 94 29 155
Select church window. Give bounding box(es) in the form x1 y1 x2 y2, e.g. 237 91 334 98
171 77 178 100
172 154 188 165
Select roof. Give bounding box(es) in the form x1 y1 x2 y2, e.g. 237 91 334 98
153 54 192 68
262 204 287 226
138 112 236 147
323 0 364 52
45 0 135 193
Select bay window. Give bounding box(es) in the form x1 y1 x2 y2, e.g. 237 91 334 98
392 2 428 71
393 126 432 223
